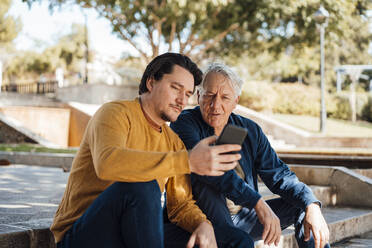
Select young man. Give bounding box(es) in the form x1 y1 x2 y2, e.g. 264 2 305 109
51 53 250 248
171 63 330 248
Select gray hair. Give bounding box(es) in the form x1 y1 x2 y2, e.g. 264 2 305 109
198 62 243 97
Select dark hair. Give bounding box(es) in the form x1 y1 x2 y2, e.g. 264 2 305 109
139 53 203 95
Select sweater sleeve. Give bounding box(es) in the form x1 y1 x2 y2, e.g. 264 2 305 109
166 173 209 233
88 103 190 182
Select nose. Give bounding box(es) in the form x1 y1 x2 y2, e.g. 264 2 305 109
210 95 222 110
176 92 188 106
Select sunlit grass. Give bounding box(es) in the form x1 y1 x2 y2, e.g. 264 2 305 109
0 144 77 154
271 114 372 137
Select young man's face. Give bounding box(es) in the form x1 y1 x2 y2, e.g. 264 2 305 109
198 72 238 133
148 65 194 122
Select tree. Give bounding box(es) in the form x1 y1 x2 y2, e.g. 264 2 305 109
0 0 22 45
24 0 371 65
24 0 265 62
223 0 372 87
4 23 90 82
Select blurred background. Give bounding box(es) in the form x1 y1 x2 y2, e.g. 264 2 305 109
1 1 372 248
1 0 372 150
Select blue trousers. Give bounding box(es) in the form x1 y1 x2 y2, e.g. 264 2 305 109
57 181 253 248
192 181 331 248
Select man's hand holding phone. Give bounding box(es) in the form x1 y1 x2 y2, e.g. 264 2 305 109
188 125 247 176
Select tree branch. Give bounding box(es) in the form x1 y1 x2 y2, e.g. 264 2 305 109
116 26 149 61
146 25 156 57
168 21 176 51
186 23 239 56
180 30 195 53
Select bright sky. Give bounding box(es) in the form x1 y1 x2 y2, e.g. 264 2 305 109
9 1 136 59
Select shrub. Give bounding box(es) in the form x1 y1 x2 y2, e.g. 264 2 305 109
328 95 351 120
239 81 372 123
361 96 372 122
271 83 320 116
239 81 277 112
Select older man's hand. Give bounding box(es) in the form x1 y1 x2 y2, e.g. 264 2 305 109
304 203 330 248
188 136 241 176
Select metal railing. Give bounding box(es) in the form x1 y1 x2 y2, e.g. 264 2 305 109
0 81 58 94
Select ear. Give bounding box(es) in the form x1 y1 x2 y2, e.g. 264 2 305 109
146 77 154 92
197 90 201 105
235 96 240 104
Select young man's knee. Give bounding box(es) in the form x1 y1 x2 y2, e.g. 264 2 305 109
111 180 162 205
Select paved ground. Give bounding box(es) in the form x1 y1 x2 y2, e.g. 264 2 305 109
0 164 67 235
1 164 372 247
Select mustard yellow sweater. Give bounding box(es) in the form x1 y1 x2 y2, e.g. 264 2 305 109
50 99 208 242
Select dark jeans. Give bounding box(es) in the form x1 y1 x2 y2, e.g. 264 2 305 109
57 181 253 248
192 181 331 248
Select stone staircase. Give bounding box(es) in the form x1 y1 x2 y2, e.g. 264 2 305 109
267 135 296 150
1 164 372 248
253 166 372 248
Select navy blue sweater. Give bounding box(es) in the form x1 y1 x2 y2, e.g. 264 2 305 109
170 106 318 210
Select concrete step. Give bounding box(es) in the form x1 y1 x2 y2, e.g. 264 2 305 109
254 207 372 248
1 165 371 248
267 135 296 150
332 230 372 247
259 183 336 207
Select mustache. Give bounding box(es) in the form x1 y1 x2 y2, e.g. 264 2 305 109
170 104 182 112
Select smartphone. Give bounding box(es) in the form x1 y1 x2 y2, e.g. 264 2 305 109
215 124 248 153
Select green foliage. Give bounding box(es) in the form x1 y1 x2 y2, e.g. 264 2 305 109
22 0 369 64
239 81 276 112
239 81 321 115
328 95 351 120
271 83 320 116
0 143 77 153
4 23 88 81
225 0 372 88
240 82 372 122
361 96 372 122
0 0 22 45
24 0 244 62
327 92 369 120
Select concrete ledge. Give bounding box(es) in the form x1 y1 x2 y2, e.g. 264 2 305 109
234 104 372 148
280 153 372 168
0 92 62 108
254 208 372 248
56 84 138 105
0 151 74 170
0 227 55 248
290 165 372 208
2 208 371 248
0 114 58 148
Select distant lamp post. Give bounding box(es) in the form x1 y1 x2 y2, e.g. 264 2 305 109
83 9 89 84
313 6 329 134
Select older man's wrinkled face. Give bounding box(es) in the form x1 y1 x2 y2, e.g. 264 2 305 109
198 72 239 135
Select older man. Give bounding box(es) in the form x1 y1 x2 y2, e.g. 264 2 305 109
171 63 330 248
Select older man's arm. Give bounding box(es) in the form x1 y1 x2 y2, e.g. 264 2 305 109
253 125 319 209
254 124 329 247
